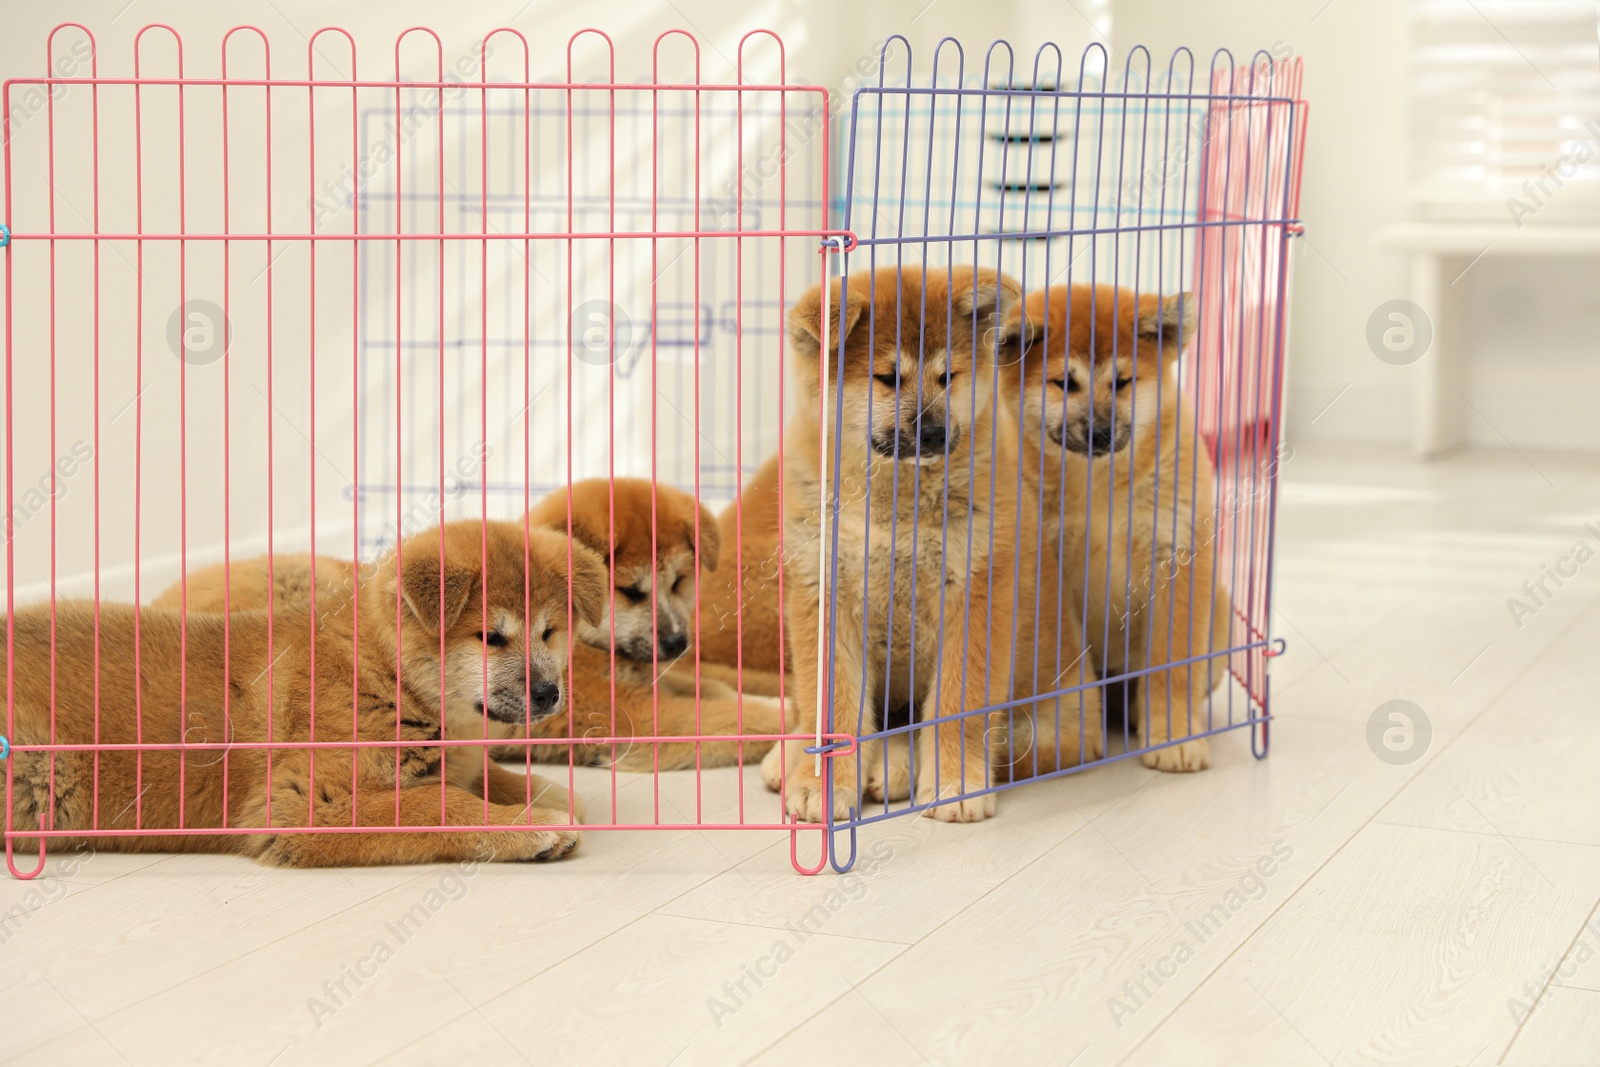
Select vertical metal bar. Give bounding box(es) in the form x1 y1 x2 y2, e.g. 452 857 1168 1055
132 29 148 831
973 48 1008 793
263 32 277 829
45 26 61 841
305 34 320 828
431 32 446 827
1 68 26 877
391 35 406 824
480 31 494 825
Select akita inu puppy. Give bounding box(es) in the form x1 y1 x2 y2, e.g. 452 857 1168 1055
519 478 788 771
769 265 1100 824
1003 284 1234 772
10 522 606 866
155 525 611 809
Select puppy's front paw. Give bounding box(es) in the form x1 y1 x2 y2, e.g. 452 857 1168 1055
916 776 996 822
497 802 587 860
760 740 788 792
1141 737 1210 772
862 737 912 803
783 761 855 823
517 827 582 862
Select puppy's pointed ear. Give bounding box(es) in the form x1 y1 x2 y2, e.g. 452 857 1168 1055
952 267 1028 362
564 539 610 627
685 499 721 572
396 530 478 634
993 297 1043 366
787 278 866 363
1137 291 1197 351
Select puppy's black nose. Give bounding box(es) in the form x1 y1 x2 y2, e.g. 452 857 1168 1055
529 680 561 712
1089 425 1117 453
659 632 688 659
917 421 948 454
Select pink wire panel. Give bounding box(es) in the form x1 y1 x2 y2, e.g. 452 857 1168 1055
2 24 847 878
1189 56 1307 710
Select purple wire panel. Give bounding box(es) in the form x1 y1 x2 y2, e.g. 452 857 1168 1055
817 38 1306 859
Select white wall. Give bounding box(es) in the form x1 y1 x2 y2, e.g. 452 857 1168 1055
1113 0 1417 447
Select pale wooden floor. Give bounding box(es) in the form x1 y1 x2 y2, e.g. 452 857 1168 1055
4 443 1600 1066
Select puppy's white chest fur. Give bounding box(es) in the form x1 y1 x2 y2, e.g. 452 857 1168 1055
788 457 990 712
1042 435 1206 674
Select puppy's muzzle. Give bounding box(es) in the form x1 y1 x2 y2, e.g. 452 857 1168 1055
480 678 563 724
615 633 687 664
1090 425 1120 454
873 420 959 460
1052 418 1131 456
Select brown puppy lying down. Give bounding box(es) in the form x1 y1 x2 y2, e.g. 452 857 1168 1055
157 524 614 806
9 522 605 867
517 478 788 771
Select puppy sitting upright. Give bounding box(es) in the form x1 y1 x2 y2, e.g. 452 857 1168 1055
1003 284 1233 772
519 478 787 771
773 265 1095 823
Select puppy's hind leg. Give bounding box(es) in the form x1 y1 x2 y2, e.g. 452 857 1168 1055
861 733 912 805
1006 620 1105 781
609 687 786 773
1137 553 1231 774
915 584 1002 823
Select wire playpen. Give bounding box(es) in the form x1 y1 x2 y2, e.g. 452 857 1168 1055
2 25 1305 875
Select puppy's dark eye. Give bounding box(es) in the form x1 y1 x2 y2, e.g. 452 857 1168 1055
542 626 555 642
1113 376 1134 391
1049 377 1081 394
671 576 684 593
619 586 648 603
477 631 507 648
873 372 899 390
938 370 958 388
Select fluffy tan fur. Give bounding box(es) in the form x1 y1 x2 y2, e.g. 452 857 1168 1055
1001 284 1233 772
690 458 789 695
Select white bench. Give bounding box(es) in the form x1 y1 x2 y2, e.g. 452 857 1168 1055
1376 221 1600 457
